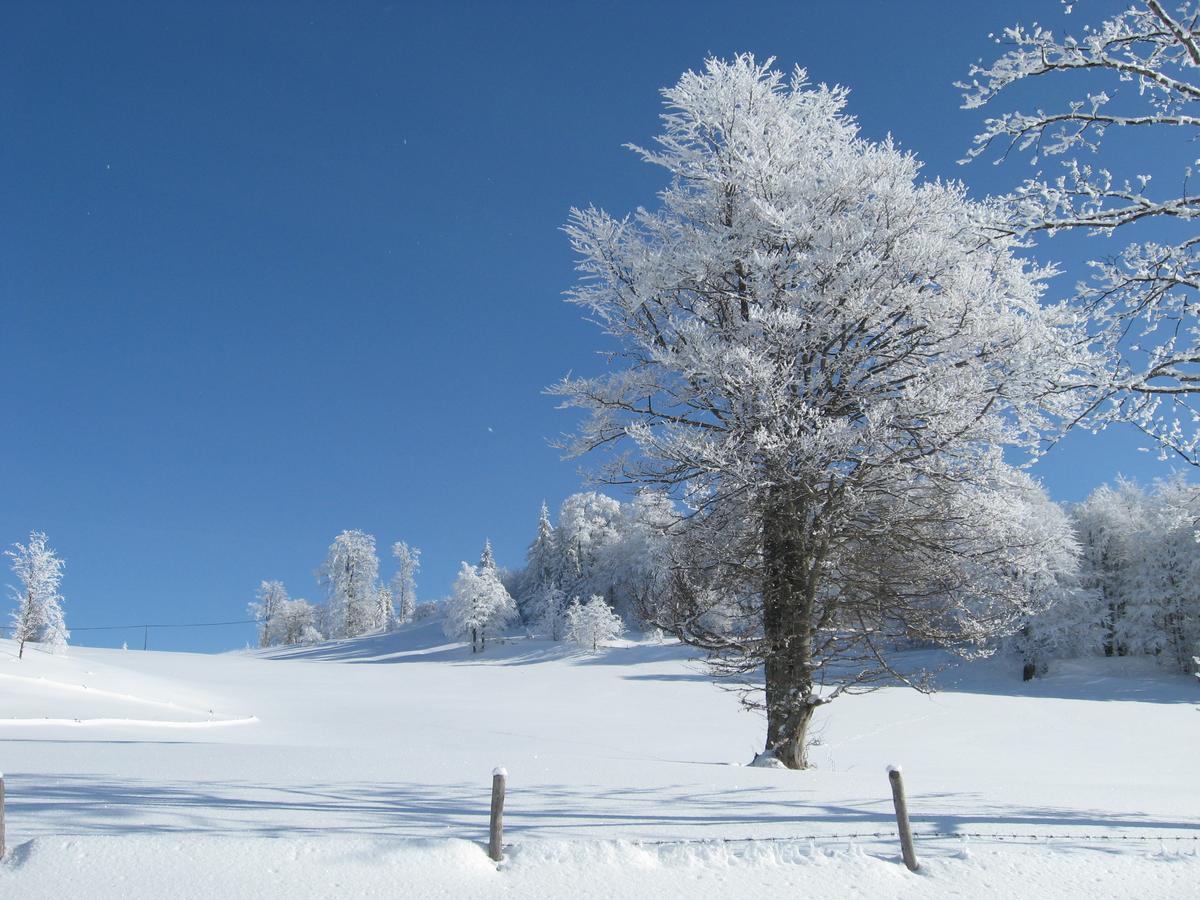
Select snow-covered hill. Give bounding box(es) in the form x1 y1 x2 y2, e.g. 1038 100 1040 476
0 623 1196 898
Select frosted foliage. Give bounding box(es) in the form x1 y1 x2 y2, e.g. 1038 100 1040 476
514 491 674 629
961 1 1200 462
1048 475 1200 672
444 561 517 652
318 530 383 639
249 580 289 648
565 595 625 652
276 599 322 646
391 541 421 625
5 531 68 655
375 585 396 634
552 55 1099 766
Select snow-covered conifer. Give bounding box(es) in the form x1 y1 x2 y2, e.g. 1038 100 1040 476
318 530 382 639
6 531 68 658
535 587 568 641
391 540 421 625
518 503 558 623
479 539 496 572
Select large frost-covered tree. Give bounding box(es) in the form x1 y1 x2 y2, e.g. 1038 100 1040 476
391 540 421 625
553 55 1099 767
6 531 68 658
318 530 382 639
961 1 1200 461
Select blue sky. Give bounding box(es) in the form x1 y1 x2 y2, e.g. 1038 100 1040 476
1 1 1180 652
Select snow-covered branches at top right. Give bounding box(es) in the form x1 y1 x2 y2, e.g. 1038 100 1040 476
961 0 1200 461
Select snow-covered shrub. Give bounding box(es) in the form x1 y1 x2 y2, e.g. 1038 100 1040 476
565 595 624 652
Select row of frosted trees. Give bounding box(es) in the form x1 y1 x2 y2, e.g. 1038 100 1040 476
1020 475 1200 676
250 532 422 647
253 477 1200 673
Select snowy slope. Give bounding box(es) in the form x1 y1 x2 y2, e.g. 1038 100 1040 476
0 622 1196 897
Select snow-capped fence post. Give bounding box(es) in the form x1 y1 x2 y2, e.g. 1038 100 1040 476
1 772 6 858
887 765 919 872
488 767 506 862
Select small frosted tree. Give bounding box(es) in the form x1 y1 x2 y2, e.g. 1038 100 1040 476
278 598 323 645
249 580 289 648
318 530 382 638
566 595 625 652
535 586 569 640
375 585 396 633
391 540 421 625
444 557 517 652
6 531 68 658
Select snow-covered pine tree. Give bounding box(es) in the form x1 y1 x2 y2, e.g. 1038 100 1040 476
444 554 517 652
565 595 624 652
479 539 496 572
391 540 421 625
518 502 558 624
552 55 1100 767
535 586 568 640
6 531 68 658
249 580 289 648
318 530 382 639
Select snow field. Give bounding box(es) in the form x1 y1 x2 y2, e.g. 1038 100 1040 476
0 622 1195 896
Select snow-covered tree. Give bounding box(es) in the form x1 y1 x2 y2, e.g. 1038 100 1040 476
249 580 289 648
518 503 558 623
565 595 625 652
552 55 1099 767
6 531 68 658
318 530 382 639
961 1 1200 462
479 539 496 572
391 540 421 625
444 556 517 652
375 585 396 633
534 586 569 640
277 598 323 646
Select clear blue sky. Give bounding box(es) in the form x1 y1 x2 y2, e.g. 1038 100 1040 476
1 1 1178 652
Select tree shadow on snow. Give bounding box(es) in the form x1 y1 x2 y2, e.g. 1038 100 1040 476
4 773 1197 844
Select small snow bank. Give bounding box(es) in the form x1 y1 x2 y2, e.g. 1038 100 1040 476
2 834 1196 900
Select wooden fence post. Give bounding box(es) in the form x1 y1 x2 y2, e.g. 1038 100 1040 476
887 765 919 872
489 767 506 862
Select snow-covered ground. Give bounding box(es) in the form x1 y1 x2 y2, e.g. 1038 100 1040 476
0 622 1196 897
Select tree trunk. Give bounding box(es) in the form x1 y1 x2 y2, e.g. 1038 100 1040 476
761 489 820 770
